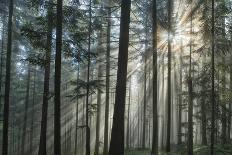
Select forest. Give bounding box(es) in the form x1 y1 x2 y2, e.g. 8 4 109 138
1 0 232 155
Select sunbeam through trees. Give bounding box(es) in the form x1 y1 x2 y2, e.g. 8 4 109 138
1 0 232 155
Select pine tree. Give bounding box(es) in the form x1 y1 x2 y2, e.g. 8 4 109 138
2 0 14 154
108 0 131 154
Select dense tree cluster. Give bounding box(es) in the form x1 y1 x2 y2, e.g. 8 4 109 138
1 0 232 155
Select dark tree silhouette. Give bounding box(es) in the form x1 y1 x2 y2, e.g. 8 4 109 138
38 1 53 154
54 0 63 154
151 0 158 154
108 0 131 154
2 0 14 154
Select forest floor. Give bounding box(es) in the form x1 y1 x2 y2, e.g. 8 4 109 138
124 145 232 155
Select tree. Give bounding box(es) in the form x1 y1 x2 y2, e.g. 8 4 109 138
187 2 194 154
142 25 147 149
2 0 14 154
94 29 103 155
54 0 63 154
178 40 183 145
126 77 132 149
85 0 92 155
108 0 131 154
103 1 111 154
21 65 31 155
75 65 80 155
151 0 158 154
29 69 36 154
0 15 6 113
210 0 215 154
166 0 172 152
38 1 53 154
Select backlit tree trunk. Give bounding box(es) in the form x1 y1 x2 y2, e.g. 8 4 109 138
108 0 131 154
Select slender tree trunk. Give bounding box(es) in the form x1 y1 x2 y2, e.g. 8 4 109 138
201 92 207 145
2 0 14 154
75 65 80 155
166 0 172 152
30 69 36 154
126 78 132 149
108 0 131 154
142 16 149 149
103 3 111 155
137 91 140 148
21 65 31 155
54 0 63 154
38 1 53 154
85 1 92 155
178 40 183 145
228 64 232 142
221 57 227 144
94 63 103 155
161 54 165 150
187 9 193 155
221 1 227 143
142 49 147 149
151 0 158 154
0 15 5 113
210 0 215 154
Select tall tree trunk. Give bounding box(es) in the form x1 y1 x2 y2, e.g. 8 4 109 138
0 15 5 113
142 16 149 149
126 77 131 149
85 0 92 155
178 40 183 145
38 1 53 154
103 2 111 155
210 0 215 154
21 65 31 155
187 8 193 155
75 65 80 155
142 48 147 149
94 60 103 155
54 0 63 154
161 54 165 150
2 0 14 154
137 91 140 148
228 64 232 142
151 0 158 154
166 0 172 152
221 57 227 144
108 0 131 154
201 91 207 145
221 1 227 143
30 69 36 154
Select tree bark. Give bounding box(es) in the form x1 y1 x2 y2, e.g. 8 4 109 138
166 0 172 152
178 40 183 145
30 69 36 154
142 46 147 149
38 1 53 154
210 0 215 154
75 65 80 155
2 0 14 154
0 15 5 113
85 0 92 155
221 57 227 144
187 9 193 155
228 64 232 142
54 0 63 154
21 65 31 155
126 77 131 149
108 0 131 154
151 0 158 154
103 3 111 155
94 30 103 155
